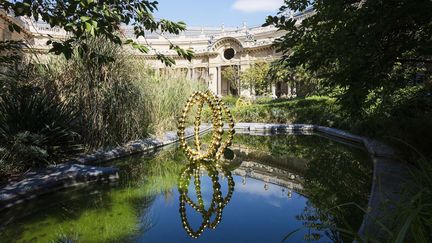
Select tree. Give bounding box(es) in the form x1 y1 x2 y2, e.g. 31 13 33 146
265 0 432 115
241 62 271 96
268 60 324 97
221 66 240 93
1 0 193 65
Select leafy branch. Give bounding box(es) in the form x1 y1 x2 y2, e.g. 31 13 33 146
1 0 194 65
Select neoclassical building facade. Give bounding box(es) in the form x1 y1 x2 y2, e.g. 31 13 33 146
139 25 284 96
1 8 314 97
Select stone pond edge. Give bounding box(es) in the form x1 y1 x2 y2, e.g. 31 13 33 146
0 123 411 240
0 125 212 211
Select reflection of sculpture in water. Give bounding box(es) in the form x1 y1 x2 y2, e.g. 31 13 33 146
178 162 235 238
177 90 235 162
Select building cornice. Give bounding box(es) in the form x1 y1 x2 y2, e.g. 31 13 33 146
0 9 32 38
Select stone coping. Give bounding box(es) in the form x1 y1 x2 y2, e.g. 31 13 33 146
70 125 213 165
0 164 119 211
0 123 411 240
0 125 212 211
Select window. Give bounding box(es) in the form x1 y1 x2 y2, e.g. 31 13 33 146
223 48 235 60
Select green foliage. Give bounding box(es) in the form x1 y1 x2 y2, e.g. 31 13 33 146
235 96 252 108
37 37 203 148
254 96 273 104
346 85 432 157
231 96 340 126
130 65 205 137
0 41 37 96
221 95 240 107
390 156 432 242
0 40 26 80
0 35 203 179
263 0 432 169
268 60 295 85
39 37 145 149
0 88 82 176
0 40 84 179
241 62 271 95
265 0 432 116
1 0 193 65
232 92 432 158
268 60 324 97
221 66 240 90
231 94 432 241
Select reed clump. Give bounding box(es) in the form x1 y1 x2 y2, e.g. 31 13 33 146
0 37 203 179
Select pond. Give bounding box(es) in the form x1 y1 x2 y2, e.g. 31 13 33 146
0 133 373 242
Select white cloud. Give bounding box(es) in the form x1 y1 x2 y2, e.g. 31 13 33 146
232 0 284 13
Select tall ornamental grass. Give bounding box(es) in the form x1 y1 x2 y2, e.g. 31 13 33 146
0 36 204 179
130 63 205 137
37 37 203 149
39 37 144 149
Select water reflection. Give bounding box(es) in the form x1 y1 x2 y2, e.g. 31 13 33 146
0 134 372 242
178 161 235 238
232 134 373 242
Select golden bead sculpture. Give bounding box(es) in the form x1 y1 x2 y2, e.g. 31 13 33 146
177 90 235 162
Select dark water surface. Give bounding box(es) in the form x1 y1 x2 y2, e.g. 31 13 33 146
0 133 373 242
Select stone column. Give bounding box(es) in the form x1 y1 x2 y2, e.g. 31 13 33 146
208 66 218 94
271 83 277 98
217 66 222 95
239 63 252 97
187 68 192 80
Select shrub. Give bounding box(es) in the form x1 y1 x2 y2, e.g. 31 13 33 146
231 96 340 126
345 85 432 157
221 95 239 107
254 96 273 104
0 88 82 177
235 97 252 108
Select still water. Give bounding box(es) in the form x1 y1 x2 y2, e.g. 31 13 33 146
0 133 372 242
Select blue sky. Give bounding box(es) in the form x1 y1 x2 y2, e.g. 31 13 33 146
155 0 284 28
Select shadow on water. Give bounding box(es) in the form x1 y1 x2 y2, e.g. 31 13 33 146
0 133 372 242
